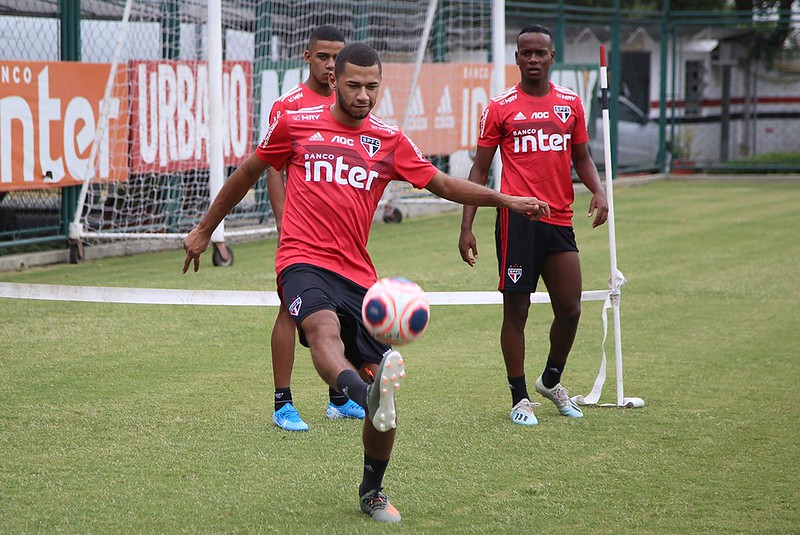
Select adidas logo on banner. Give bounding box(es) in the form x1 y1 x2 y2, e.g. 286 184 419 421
309 132 325 142
405 87 428 131
374 88 398 126
434 86 456 129
513 112 527 121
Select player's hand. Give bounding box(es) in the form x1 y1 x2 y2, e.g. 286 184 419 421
458 229 479 267
182 228 210 273
588 189 609 228
514 197 550 221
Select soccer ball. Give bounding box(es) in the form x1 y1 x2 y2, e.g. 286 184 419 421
361 277 430 345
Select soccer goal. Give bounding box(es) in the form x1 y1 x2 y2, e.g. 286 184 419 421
68 0 495 258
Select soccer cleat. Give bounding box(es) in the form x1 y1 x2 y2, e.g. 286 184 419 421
534 375 584 418
367 350 405 432
273 403 309 431
510 398 539 426
360 488 402 523
326 399 366 420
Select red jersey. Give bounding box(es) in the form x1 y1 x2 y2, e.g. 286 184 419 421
478 82 588 226
269 82 335 122
255 105 438 288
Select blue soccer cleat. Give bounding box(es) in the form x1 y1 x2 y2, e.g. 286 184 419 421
326 399 366 420
535 376 584 418
273 403 309 431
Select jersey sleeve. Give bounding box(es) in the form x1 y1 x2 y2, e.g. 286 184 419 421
269 99 287 123
254 115 291 170
477 102 502 148
571 98 589 145
393 134 438 189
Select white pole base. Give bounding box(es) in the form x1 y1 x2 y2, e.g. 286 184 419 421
593 397 645 408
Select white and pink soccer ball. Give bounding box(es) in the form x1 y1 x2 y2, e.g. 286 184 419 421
361 277 430 345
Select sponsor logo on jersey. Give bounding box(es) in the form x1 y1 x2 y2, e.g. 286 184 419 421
289 296 302 316
287 92 303 103
513 111 527 121
304 154 378 190
292 113 320 121
512 128 572 153
554 106 572 123
331 134 354 146
499 94 518 105
556 92 576 101
309 131 325 142
507 266 523 283
531 111 550 119
360 135 381 157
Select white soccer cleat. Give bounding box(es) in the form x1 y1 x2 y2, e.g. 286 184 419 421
367 350 405 432
510 398 539 426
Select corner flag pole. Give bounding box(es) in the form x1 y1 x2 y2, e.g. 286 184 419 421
598 45 643 408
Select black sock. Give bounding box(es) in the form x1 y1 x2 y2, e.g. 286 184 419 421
542 358 565 389
329 386 348 406
359 455 390 497
508 375 529 406
274 387 293 411
336 369 368 410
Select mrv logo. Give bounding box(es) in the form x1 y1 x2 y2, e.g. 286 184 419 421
304 154 378 190
512 128 572 153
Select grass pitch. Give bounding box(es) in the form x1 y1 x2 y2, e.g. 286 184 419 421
1 179 798 534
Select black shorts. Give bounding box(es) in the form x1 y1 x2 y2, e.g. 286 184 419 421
495 209 578 292
277 263 390 367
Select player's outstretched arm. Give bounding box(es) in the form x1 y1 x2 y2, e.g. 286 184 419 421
572 142 608 228
426 170 550 222
183 153 270 273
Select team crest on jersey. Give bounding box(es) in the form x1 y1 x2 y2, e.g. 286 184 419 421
360 135 381 157
288 296 302 316
554 106 571 123
507 266 523 284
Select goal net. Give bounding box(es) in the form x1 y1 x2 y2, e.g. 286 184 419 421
70 0 493 247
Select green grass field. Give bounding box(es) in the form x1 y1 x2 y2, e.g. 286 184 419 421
1 179 798 534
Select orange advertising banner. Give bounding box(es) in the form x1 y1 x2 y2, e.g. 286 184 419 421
374 63 596 155
377 62 494 154
0 61 129 191
129 60 253 173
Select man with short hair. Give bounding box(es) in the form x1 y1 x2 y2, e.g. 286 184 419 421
458 25 608 426
183 42 549 523
265 25 364 433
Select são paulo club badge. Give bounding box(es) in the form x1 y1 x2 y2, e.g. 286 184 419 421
507 265 523 284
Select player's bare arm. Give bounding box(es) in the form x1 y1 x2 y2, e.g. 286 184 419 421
265 166 287 237
183 153 271 273
571 142 608 228
426 170 550 220
458 145 496 266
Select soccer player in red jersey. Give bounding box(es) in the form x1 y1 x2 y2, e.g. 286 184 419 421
183 43 549 523
458 25 609 426
264 26 365 433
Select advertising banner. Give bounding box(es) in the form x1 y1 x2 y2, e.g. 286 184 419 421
0 61 129 191
129 60 252 173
